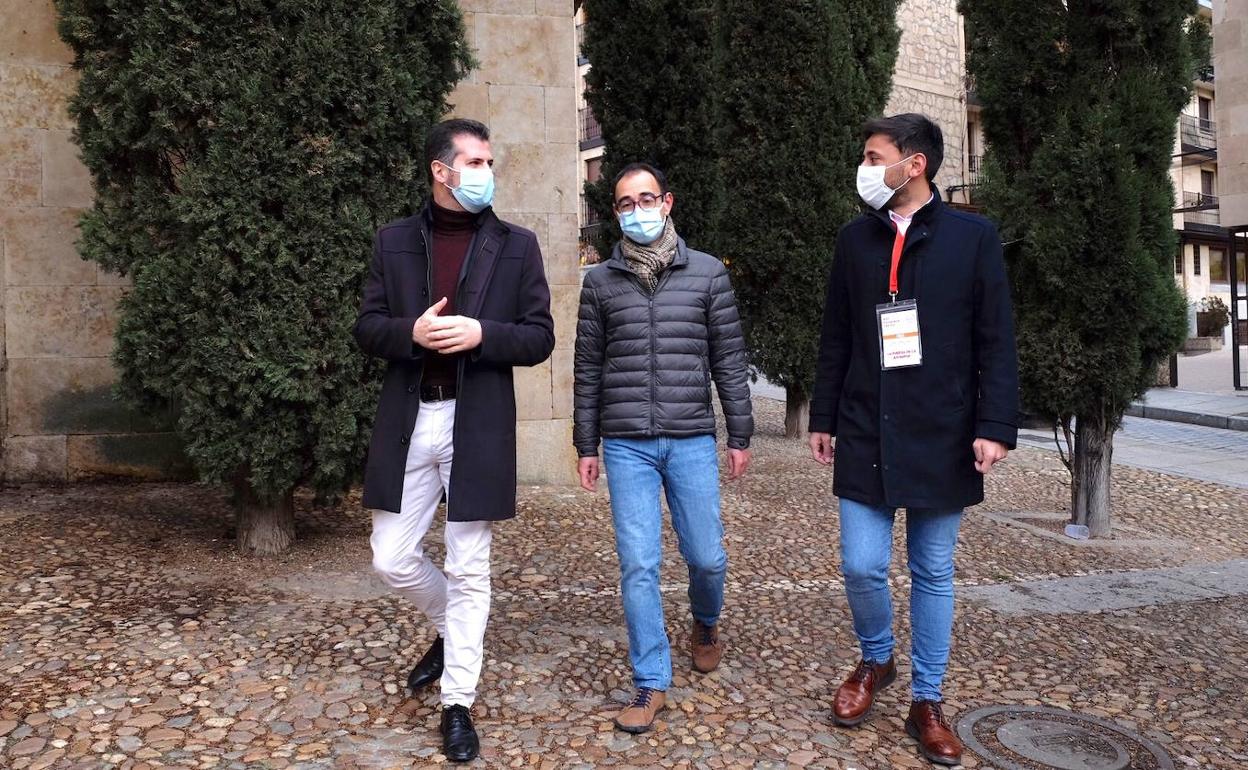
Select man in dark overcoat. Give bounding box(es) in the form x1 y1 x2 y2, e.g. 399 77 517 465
809 113 1019 766
354 118 554 763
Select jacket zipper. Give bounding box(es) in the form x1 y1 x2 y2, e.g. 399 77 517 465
648 293 657 435
646 270 677 436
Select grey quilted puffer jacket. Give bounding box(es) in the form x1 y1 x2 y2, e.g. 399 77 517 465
573 238 754 457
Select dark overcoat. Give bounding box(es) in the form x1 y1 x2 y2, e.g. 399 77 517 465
809 197 1019 510
353 204 554 520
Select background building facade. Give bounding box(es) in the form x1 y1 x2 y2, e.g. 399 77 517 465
1212 0 1247 384
4 0 1245 483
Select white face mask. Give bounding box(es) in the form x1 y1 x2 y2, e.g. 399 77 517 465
856 155 915 210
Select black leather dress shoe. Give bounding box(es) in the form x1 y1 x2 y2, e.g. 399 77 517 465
406 636 444 693
440 704 479 763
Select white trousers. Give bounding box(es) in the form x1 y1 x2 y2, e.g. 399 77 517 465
369 399 492 707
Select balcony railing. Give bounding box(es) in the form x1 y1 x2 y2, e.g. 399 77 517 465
579 107 603 150
578 221 606 266
968 154 982 182
1180 113 1217 151
580 197 602 228
1179 191 1220 230
1181 191 1219 210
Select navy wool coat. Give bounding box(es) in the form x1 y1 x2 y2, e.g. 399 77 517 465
809 196 1019 510
353 204 555 521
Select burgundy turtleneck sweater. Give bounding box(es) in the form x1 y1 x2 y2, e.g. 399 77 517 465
422 202 477 389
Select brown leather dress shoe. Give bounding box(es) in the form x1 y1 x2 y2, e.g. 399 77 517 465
613 687 666 734
904 699 963 766
832 657 896 726
691 620 723 673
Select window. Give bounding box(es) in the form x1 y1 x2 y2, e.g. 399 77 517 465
1201 170 1215 198
1198 96 1212 123
1194 247 1201 276
586 157 602 184
1175 248 1183 275
1210 248 1227 283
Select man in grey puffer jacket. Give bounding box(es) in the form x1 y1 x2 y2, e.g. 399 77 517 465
574 162 754 734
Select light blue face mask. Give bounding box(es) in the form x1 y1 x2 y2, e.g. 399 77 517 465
619 205 666 245
439 162 495 213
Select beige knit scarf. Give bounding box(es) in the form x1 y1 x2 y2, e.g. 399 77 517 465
620 217 679 293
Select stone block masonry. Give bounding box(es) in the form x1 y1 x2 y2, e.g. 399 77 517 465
0 0 187 482
0 0 581 485
886 0 969 197
449 1 580 485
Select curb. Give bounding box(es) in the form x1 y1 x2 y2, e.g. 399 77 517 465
1126 403 1248 432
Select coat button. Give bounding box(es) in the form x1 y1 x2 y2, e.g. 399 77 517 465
400 436 409 445
421 288 428 296
883 414 890 421
407 385 416 393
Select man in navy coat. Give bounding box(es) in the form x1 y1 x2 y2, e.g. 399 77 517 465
808 113 1019 766
354 118 554 762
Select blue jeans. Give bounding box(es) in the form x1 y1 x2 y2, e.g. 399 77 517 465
603 435 727 691
838 497 962 702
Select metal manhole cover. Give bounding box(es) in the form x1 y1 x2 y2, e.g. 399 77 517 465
957 706 1174 770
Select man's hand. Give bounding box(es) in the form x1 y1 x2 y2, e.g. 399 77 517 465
578 456 600 492
809 432 835 465
727 448 751 480
412 297 449 349
973 438 1008 474
427 314 483 355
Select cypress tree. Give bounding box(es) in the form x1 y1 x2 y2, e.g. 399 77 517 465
581 0 723 257
961 0 1206 535
716 0 900 436
56 0 472 553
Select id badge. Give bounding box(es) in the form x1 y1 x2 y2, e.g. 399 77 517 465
876 299 922 370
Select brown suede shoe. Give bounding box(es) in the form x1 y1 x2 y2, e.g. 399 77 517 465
613 687 666 734
832 657 897 726
904 700 963 766
691 620 723 673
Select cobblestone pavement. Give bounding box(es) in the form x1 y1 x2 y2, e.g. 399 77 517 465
2 398 1247 769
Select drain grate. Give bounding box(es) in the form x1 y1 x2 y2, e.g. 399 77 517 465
956 705 1174 770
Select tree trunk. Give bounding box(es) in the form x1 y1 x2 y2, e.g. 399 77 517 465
1070 422 1086 523
232 476 295 556
1071 413 1114 538
784 386 810 439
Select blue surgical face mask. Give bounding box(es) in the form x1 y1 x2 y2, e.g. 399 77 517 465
619 205 666 245
439 162 495 213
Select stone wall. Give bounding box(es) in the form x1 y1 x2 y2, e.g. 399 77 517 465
0 0 580 486
1 0 189 483
886 0 969 197
1215 0 1248 229
446 0 579 485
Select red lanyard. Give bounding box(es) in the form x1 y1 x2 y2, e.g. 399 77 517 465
889 226 905 301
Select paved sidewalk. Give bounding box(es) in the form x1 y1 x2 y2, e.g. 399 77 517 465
1019 415 1248 489
1128 386 1248 431
1174 344 1244 394
1 398 1246 769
